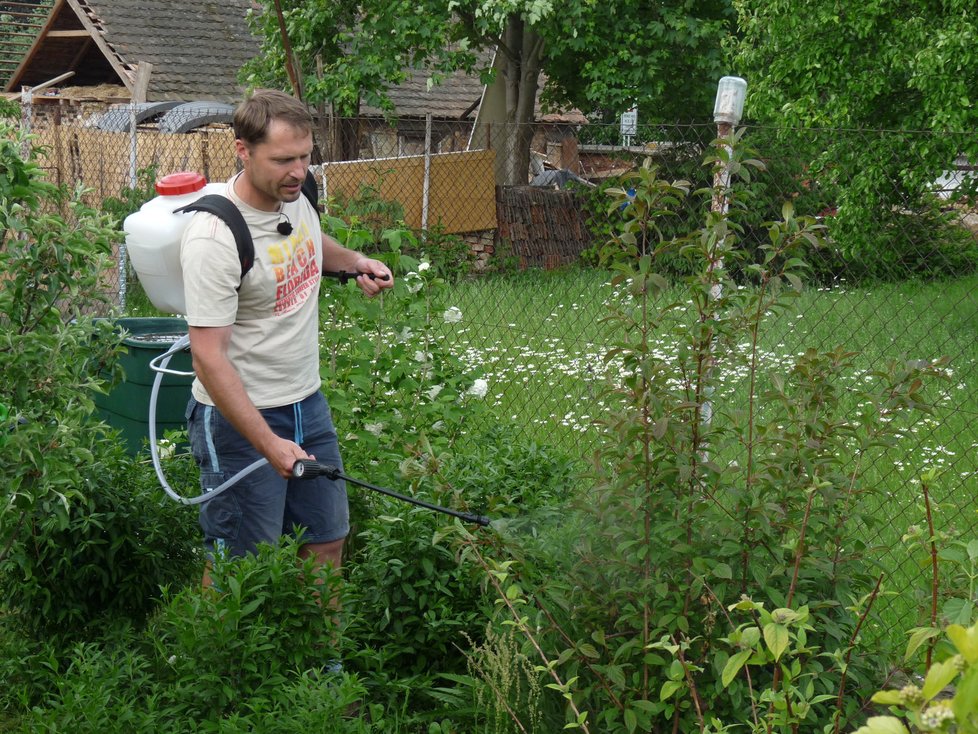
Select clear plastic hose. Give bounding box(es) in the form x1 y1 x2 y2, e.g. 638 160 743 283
148 335 268 505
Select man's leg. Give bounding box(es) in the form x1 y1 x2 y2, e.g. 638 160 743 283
187 397 289 587
299 538 345 572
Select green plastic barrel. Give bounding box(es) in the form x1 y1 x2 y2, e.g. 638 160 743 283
94 317 193 455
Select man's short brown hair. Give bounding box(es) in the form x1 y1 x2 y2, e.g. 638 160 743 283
233 89 313 147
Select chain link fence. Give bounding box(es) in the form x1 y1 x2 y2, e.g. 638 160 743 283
19 101 978 645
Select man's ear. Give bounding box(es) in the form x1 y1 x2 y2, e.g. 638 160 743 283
234 139 250 165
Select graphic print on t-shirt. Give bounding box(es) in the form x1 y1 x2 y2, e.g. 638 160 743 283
268 220 319 315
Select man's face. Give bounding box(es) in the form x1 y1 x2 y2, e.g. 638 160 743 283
235 119 313 212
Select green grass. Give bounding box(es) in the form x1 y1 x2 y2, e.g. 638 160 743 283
437 268 978 646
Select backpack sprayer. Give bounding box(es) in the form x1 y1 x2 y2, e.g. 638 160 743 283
127 172 490 527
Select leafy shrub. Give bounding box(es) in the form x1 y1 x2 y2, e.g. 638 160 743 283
99 164 159 230
739 127 978 285
847 618 978 734
201 672 369 733
436 424 580 520
346 507 488 676
14 639 163 733
326 183 476 278
821 201 978 284
0 442 200 641
0 109 130 617
341 423 578 683
2 541 366 732
327 175 406 246
319 230 488 494
148 538 348 721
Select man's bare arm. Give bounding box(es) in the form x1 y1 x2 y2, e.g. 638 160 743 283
188 325 308 477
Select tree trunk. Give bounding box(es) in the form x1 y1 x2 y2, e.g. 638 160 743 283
499 14 544 186
314 55 360 162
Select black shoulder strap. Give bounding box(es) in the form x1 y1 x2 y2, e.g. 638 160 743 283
301 169 320 211
174 169 319 283
175 196 255 283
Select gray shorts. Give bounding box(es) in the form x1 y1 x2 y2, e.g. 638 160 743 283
186 391 349 559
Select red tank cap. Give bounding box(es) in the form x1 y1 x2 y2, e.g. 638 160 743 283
156 171 207 196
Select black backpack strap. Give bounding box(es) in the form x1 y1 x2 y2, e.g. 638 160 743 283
175 171 317 284
301 169 320 212
175 196 255 283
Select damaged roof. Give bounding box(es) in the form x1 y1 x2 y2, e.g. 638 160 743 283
5 0 258 102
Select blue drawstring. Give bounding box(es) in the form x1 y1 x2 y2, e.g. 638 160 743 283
294 402 304 445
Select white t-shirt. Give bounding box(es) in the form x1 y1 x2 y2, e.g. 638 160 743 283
180 174 323 409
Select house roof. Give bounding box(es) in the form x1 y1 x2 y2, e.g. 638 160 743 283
367 55 585 124
361 59 489 121
5 1 582 124
5 0 259 102
0 0 54 91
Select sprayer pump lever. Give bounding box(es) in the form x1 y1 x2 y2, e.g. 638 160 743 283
290 460 490 527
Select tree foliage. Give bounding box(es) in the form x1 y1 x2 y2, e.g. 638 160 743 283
733 0 978 271
734 0 978 132
243 0 735 181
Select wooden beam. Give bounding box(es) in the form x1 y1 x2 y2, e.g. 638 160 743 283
1 10 50 19
46 29 90 37
4 0 64 92
63 0 132 93
66 35 92 70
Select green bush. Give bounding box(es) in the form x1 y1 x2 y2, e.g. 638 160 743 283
466 142 948 732
1 540 366 732
326 182 476 279
346 507 488 676
14 639 164 733
0 107 145 639
0 442 200 641
319 230 488 490
739 127 978 285
148 539 347 721
437 423 580 519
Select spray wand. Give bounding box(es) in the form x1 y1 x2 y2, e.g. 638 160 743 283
291 459 490 526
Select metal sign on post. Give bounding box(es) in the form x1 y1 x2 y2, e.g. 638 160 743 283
620 106 638 147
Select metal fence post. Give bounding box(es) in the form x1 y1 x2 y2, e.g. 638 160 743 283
702 76 747 430
20 86 33 160
422 113 432 237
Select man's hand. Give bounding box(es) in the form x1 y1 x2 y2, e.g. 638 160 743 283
260 434 313 478
353 257 394 297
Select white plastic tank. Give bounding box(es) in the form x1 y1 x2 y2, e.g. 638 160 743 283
124 172 226 315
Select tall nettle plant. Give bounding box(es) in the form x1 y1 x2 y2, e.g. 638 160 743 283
466 133 946 732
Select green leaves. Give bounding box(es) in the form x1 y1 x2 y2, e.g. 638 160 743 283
0 119 125 586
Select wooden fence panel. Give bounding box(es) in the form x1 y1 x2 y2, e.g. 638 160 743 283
31 124 237 200
496 186 592 269
322 149 496 234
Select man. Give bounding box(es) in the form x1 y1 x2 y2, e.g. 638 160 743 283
181 89 393 586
